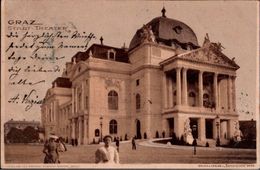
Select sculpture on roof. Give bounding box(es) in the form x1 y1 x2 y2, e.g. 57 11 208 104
140 24 155 43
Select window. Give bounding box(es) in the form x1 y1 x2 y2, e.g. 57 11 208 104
95 129 100 137
136 93 141 110
136 79 140 86
85 96 88 109
107 49 116 60
108 90 118 110
109 119 117 134
173 90 177 106
78 92 82 110
173 26 182 34
188 92 196 107
203 93 210 108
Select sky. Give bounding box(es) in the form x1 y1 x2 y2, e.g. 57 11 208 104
1 0 259 122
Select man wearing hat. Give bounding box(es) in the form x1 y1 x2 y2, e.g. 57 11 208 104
95 135 119 164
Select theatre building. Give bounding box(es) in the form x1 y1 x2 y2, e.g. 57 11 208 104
41 8 240 145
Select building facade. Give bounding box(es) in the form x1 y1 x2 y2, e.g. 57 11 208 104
41 9 241 145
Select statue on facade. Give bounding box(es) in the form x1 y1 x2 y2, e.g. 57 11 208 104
183 119 194 144
203 33 210 46
233 121 242 142
140 24 155 43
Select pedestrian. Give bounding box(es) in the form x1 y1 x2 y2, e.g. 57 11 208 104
71 138 74 146
115 137 120 152
192 138 197 155
55 137 67 163
95 135 119 164
43 135 59 163
131 137 136 150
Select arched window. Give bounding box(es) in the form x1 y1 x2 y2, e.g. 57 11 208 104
188 92 196 107
108 90 118 110
203 93 210 108
136 93 141 110
95 129 100 137
109 119 117 134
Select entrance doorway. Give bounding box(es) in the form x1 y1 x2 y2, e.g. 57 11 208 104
206 119 213 139
190 118 198 139
167 118 174 137
136 119 142 139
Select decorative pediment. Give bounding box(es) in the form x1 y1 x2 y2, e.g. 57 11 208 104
177 44 239 69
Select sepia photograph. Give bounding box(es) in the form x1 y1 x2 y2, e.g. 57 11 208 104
1 0 259 169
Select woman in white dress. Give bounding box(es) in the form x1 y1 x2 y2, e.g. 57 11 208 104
95 135 119 164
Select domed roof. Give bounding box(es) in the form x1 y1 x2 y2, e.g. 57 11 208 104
129 12 199 50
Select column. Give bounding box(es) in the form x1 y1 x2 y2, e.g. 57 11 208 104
168 76 173 108
162 73 168 109
213 119 217 139
174 116 185 138
78 117 82 145
228 76 233 111
82 82 85 111
232 76 236 112
213 73 218 109
162 118 168 137
198 118 206 141
198 71 204 107
83 116 88 144
71 119 75 139
176 68 182 105
75 87 78 113
72 87 75 115
182 68 188 105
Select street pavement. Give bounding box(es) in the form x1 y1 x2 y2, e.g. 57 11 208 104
4 139 256 164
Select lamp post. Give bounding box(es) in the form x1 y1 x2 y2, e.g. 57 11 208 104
192 124 197 155
216 115 220 146
100 116 103 142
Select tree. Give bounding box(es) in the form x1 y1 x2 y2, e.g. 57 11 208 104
23 126 39 143
6 127 24 143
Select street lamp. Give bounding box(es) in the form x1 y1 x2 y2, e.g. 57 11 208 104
215 115 220 146
100 116 103 142
192 124 197 155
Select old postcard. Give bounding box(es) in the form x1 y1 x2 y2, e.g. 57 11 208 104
1 0 259 169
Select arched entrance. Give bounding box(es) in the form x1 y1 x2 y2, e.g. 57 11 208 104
136 119 141 139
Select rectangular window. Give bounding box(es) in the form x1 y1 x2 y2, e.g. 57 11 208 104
136 79 139 86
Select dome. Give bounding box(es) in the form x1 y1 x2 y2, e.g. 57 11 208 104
129 14 199 50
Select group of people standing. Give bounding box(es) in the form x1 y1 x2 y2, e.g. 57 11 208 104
43 135 138 164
